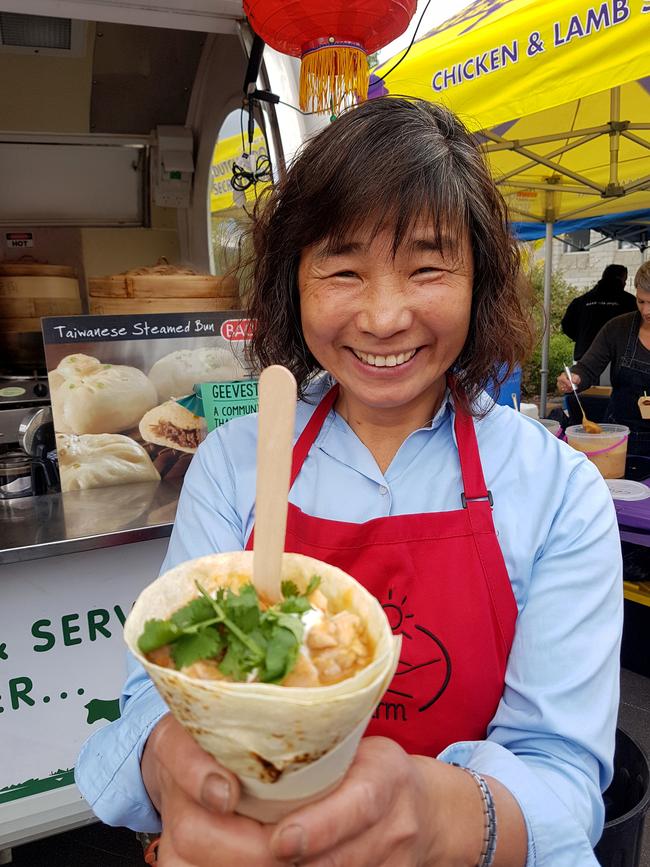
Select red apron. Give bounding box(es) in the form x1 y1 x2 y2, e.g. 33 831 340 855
246 386 517 756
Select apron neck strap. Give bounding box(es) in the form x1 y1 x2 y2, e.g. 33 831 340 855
623 312 642 358
453 404 491 504
290 383 339 487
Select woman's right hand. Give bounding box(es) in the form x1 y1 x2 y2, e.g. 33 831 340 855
141 713 280 866
556 371 581 394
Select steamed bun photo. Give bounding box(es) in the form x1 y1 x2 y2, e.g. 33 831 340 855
50 354 157 434
57 433 160 492
139 401 205 454
148 347 247 401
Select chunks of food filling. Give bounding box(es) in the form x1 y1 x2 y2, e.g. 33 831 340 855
138 576 372 687
151 421 201 450
284 608 371 687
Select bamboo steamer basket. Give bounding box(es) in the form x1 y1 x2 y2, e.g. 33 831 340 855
0 259 82 334
0 259 82 371
89 296 239 315
2 317 43 332
0 262 76 278
0 276 81 301
0 297 82 317
88 259 240 315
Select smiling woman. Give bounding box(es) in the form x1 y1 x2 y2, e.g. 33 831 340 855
75 97 623 867
296 225 474 469
247 98 532 416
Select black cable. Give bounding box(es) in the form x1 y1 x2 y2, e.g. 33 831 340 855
239 103 246 157
243 34 265 95
231 152 272 193
231 94 273 198
247 103 255 147
276 98 323 116
232 33 277 202
374 0 433 84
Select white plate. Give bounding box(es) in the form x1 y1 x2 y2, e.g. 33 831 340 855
606 479 650 501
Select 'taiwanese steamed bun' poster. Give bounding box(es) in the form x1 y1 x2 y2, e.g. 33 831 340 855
42 312 254 493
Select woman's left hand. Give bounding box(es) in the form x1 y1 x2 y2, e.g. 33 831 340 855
269 737 480 867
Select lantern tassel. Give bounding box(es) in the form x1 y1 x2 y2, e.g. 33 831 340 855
299 44 369 114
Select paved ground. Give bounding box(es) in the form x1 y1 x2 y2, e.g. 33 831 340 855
8 823 144 865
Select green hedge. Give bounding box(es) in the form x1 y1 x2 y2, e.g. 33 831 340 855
521 332 575 397
521 262 580 398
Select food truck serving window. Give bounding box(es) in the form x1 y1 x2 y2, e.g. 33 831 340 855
0 135 147 226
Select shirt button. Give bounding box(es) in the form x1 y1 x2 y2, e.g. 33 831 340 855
379 485 389 496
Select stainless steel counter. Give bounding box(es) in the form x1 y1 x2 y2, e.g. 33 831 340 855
0 479 181 565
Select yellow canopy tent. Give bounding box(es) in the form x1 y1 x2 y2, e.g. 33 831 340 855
373 0 650 413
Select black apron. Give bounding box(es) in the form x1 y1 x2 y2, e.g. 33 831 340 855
606 313 650 457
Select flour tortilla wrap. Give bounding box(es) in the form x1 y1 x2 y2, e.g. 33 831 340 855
124 551 400 821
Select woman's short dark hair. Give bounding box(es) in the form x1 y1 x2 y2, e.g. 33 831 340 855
245 96 533 411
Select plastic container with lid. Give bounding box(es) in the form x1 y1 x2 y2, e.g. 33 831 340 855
519 402 539 419
539 418 562 438
565 423 630 479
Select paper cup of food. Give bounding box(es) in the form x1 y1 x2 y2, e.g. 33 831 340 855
124 551 400 822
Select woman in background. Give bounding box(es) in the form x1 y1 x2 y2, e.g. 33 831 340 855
558 261 650 456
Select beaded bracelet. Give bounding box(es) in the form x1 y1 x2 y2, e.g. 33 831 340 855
452 764 497 867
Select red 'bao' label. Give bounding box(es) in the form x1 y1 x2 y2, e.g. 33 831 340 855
221 319 256 341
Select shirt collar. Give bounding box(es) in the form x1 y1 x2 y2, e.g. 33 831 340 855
311 382 456 478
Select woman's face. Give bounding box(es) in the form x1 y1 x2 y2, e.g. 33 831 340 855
298 223 473 420
636 286 650 323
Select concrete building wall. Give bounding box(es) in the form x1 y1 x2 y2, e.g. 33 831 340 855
550 233 647 293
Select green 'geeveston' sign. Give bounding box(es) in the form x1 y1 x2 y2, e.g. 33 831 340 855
200 380 259 432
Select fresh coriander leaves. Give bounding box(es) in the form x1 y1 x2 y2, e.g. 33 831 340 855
171 627 223 669
305 575 321 595
264 625 300 682
281 580 299 598
171 597 214 630
279 575 321 615
138 574 323 684
224 584 260 633
138 619 181 653
279 595 312 615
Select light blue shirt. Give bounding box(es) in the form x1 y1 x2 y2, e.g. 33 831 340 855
76 380 623 866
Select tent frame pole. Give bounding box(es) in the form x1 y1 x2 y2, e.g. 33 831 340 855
609 87 621 187
540 219 554 419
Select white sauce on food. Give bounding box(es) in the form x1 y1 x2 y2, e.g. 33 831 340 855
300 606 325 648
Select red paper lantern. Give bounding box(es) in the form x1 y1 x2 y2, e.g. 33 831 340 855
244 0 417 113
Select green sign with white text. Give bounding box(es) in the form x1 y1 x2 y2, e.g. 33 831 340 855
1 539 168 806
200 380 259 432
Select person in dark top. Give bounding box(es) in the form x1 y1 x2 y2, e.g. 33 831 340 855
558 262 650 456
561 264 636 360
